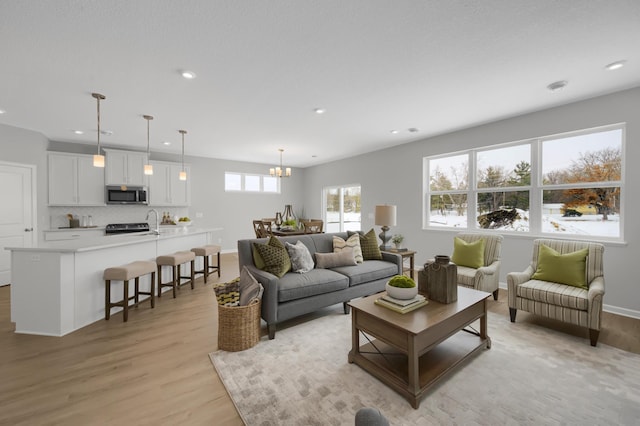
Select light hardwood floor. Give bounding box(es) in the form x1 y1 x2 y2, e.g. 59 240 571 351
1 255 639 425
0 253 244 426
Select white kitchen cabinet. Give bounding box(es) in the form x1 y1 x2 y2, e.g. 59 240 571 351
48 153 105 206
148 160 191 206
44 229 105 241
104 149 147 186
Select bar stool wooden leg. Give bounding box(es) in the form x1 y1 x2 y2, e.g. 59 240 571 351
190 260 195 289
203 255 209 284
105 279 111 320
173 265 179 297
216 252 221 277
123 279 129 322
157 265 163 297
134 277 140 307
150 271 156 308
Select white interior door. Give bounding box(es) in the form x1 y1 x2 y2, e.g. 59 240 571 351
0 163 35 285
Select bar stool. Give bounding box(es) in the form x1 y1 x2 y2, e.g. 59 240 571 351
156 251 196 298
191 245 221 284
103 260 157 322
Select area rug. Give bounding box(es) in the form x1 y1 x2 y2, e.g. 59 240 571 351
209 307 640 425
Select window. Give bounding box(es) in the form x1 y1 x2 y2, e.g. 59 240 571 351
224 172 280 193
424 124 624 240
323 184 361 232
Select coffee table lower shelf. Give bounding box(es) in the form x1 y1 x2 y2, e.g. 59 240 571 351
349 330 488 408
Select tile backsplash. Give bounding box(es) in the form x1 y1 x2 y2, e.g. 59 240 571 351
49 205 189 229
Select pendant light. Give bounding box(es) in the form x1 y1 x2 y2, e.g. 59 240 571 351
269 148 291 178
143 115 154 175
92 93 106 167
178 129 187 181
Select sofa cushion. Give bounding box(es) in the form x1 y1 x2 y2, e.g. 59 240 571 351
331 260 398 286
531 244 589 289
452 237 485 269
517 280 588 310
277 269 349 302
285 240 315 273
315 250 357 268
333 234 363 263
253 236 291 278
456 265 477 287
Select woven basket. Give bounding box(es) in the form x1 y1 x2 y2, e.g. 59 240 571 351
217 298 261 352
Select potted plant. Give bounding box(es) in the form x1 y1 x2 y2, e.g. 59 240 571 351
391 234 404 249
385 274 417 299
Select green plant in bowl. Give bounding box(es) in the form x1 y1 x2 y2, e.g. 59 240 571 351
388 275 416 288
386 275 418 300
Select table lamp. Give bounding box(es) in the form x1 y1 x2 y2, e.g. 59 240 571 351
375 205 396 250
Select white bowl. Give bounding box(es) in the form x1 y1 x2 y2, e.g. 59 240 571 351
179 221 192 227
385 281 418 300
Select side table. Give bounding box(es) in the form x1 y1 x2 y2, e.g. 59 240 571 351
382 249 416 279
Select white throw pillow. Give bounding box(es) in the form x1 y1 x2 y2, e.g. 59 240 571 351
285 241 315 273
333 234 363 263
238 266 264 306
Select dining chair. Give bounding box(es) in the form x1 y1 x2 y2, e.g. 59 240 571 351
302 219 323 234
253 220 272 238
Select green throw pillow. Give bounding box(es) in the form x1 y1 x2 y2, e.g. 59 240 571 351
451 237 485 269
358 228 382 260
252 244 266 270
531 244 589 289
253 236 291 278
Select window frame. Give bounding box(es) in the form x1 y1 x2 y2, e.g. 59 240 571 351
224 172 281 193
423 123 625 242
322 183 362 233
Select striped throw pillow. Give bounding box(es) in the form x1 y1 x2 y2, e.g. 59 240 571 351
333 234 363 263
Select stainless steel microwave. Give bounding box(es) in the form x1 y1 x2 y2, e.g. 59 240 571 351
105 185 148 205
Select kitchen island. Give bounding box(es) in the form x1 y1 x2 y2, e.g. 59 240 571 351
7 227 222 336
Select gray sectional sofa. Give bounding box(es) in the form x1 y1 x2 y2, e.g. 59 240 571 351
237 232 403 339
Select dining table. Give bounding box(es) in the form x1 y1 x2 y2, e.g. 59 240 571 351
271 228 308 236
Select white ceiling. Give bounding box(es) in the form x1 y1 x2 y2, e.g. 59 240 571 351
1 1 639 168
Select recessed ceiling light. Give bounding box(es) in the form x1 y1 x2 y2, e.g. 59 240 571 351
314 108 326 114
163 141 171 146
182 70 197 79
408 128 419 133
390 130 399 134
547 80 568 92
74 130 84 135
605 60 626 70
0 109 6 114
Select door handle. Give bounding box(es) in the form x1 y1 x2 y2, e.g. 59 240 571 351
24 228 33 232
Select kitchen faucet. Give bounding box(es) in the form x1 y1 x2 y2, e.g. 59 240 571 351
146 209 160 235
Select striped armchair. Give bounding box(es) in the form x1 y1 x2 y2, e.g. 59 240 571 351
454 233 504 301
507 239 605 346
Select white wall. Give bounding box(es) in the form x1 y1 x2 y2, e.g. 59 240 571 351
303 87 640 318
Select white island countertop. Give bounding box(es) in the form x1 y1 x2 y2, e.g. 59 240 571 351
7 227 222 253
8 226 223 336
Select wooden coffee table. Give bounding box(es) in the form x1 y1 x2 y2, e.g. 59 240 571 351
348 286 491 408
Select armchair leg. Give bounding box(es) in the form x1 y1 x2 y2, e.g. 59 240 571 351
343 302 350 314
492 289 499 301
509 308 517 322
589 329 599 347
268 323 276 340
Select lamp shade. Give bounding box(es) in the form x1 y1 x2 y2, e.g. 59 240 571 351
375 205 396 227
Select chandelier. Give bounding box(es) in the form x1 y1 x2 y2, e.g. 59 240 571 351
269 148 291 178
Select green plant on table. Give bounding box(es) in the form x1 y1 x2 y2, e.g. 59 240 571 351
388 275 415 288
283 219 297 227
391 234 404 244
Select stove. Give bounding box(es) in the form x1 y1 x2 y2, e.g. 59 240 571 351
105 222 150 235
